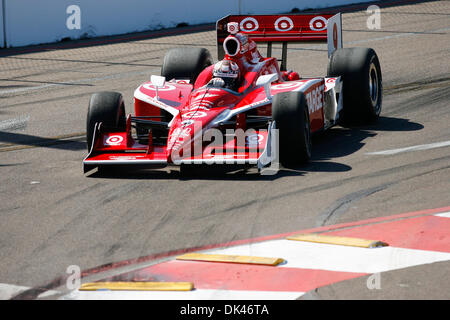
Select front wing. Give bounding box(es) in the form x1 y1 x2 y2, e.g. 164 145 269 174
83 121 278 173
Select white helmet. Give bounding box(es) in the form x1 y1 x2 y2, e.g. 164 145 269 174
212 60 240 89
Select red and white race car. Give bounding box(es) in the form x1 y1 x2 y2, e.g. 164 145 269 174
83 13 382 174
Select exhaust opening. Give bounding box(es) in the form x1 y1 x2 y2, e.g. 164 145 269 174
224 37 240 56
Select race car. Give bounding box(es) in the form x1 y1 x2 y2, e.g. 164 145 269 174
83 13 382 174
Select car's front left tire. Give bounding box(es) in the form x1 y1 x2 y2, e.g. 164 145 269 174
272 91 312 166
86 91 126 151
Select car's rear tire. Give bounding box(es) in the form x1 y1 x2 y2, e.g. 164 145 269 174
86 91 126 151
161 47 213 83
272 91 312 166
327 47 382 124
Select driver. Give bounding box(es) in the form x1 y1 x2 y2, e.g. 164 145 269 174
207 59 240 91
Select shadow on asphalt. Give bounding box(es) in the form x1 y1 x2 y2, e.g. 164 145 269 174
86 115 424 181
0 131 86 151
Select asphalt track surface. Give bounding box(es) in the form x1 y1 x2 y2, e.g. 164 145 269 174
0 0 449 300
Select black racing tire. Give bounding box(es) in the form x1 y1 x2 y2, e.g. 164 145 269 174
86 91 126 151
161 47 213 83
272 91 312 166
327 47 382 124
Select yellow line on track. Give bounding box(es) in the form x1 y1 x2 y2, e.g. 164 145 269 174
176 252 285 266
286 233 388 248
79 281 194 291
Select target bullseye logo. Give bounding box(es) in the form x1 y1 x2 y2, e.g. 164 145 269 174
272 81 306 91
333 23 338 49
246 134 264 145
240 17 259 32
274 17 294 32
227 22 239 34
142 83 176 91
309 16 328 31
105 135 124 146
183 111 207 119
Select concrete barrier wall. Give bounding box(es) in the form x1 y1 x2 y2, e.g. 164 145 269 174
1 0 374 48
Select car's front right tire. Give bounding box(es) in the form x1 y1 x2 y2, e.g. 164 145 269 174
327 47 383 125
161 47 213 84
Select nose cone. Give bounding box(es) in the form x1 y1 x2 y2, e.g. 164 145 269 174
166 91 240 163
167 107 230 162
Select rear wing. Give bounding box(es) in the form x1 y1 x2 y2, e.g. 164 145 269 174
217 13 342 70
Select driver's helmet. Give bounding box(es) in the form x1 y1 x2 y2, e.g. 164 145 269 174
212 59 240 89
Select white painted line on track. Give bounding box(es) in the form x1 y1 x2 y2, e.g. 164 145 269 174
0 283 60 300
366 140 450 156
0 115 30 131
289 26 450 52
62 288 304 300
345 26 450 46
435 212 450 218
1 25 448 96
0 70 154 96
204 239 450 274
0 283 29 300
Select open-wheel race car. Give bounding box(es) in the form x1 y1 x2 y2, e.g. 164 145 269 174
83 13 382 175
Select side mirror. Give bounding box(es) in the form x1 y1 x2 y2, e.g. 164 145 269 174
256 73 278 100
151 75 166 100
151 75 166 87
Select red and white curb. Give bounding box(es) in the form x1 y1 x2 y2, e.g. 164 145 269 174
2 207 449 300
55 206 450 300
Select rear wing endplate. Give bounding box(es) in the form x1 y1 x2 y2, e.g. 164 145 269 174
217 13 342 70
